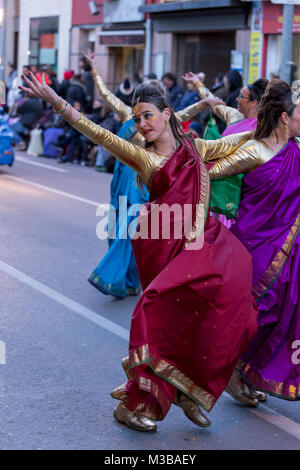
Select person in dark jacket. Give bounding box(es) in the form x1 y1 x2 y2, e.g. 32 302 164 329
66 75 87 109
10 96 44 147
59 70 74 99
80 64 94 113
212 73 228 101
224 70 243 109
177 81 200 111
115 78 135 107
161 72 184 111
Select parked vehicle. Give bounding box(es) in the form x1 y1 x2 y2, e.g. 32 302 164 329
0 113 14 167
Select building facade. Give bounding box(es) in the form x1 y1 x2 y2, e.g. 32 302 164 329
142 0 252 88
261 1 300 82
18 0 72 81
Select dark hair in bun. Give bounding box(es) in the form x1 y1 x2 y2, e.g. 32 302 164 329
255 80 296 139
248 78 269 103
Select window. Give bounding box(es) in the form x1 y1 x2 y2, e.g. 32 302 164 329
29 16 59 72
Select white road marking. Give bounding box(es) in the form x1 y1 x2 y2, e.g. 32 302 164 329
1 255 299 440
15 156 68 173
251 407 300 441
2 175 109 209
0 260 129 341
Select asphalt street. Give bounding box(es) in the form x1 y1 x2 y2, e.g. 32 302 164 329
0 152 299 450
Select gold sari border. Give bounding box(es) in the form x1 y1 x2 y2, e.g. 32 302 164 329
253 214 300 300
129 344 216 412
237 360 300 400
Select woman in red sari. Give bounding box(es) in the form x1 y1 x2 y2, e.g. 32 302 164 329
20 74 258 432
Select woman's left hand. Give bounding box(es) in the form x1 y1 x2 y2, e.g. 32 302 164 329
19 72 59 107
182 72 201 86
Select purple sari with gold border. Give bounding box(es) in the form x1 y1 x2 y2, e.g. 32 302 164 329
114 138 258 420
231 139 300 400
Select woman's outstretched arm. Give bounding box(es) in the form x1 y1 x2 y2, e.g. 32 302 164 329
194 131 252 162
19 73 161 184
91 68 132 123
83 50 132 123
209 139 275 179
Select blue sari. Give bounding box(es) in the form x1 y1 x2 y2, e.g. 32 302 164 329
88 119 149 298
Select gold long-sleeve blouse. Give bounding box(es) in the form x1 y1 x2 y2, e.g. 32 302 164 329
209 139 275 180
194 82 244 127
92 67 206 126
73 113 251 188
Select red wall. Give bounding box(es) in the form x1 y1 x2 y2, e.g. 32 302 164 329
72 0 106 26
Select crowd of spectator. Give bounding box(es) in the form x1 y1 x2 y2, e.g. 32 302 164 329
3 59 245 172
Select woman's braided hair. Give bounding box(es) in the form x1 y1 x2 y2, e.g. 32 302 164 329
255 79 296 139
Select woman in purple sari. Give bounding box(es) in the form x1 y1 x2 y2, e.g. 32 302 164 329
210 80 300 403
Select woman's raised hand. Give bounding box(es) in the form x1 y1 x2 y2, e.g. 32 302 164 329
19 72 59 106
83 49 96 67
182 72 201 86
203 97 225 112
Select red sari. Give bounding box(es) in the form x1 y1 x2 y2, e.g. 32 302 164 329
114 138 258 420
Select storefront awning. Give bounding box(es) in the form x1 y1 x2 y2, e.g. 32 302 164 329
140 0 244 14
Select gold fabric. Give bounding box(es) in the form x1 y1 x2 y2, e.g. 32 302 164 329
253 213 300 300
73 114 164 186
92 67 204 126
214 105 244 126
129 344 216 412
194 82 244 126
73 115 251 191
209 139 275 179
238 360 300 400
194 82 214 100
175 100 206 123
195 131 251 162
92 67 131 123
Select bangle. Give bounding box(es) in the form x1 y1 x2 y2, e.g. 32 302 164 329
54 100 68 115
194 81 203 88
53 98 63 110
53 98 64 112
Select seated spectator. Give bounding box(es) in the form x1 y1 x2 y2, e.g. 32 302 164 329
56 101 87 164
66 74 87 109
10 96 44 149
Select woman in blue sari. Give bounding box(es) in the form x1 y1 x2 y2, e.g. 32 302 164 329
88 118 148 298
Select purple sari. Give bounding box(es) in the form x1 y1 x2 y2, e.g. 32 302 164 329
231 139 300 400
222 117 257 137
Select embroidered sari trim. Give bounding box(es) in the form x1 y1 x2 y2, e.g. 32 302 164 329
253 214 300 300
129 344 216 413
237 360 300 400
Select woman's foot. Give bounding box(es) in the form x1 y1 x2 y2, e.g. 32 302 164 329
121 356 131 380
113 402 157 432
174 392 211 428
249 389 268 402
226 370 259 407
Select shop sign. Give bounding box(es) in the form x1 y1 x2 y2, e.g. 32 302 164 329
99 34 144 46
263 1 300 33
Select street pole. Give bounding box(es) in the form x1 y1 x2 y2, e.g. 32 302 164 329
144 18 152 76
0 0 6 81
280 2 294 83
